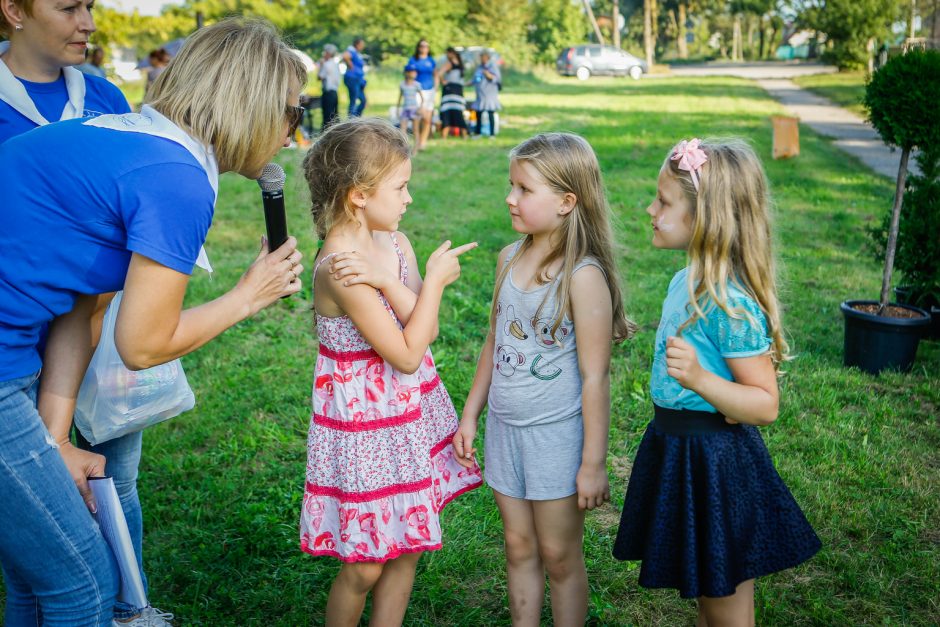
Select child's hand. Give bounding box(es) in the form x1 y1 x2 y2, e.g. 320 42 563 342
329 251 392 290
665 336 706 391
452 417 478 468
425 240 478 288
576 463 610 510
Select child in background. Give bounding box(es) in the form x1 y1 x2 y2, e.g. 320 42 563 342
454 133 634 626
300 118 482 626
397 68 423 151
613 138 821 625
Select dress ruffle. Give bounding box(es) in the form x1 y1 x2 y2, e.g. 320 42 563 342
302 342 482 563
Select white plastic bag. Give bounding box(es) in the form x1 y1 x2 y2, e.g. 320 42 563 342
74 291 195 445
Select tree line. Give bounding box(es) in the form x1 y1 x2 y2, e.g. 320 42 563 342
92 0 933 72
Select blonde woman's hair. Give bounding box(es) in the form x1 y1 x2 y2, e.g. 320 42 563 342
303 118 411 240
0 0 33 37
664 138 790 368
492 133 636 343
147 18 307 176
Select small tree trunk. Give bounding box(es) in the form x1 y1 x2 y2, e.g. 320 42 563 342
644 0 654 68
583 0 605 45
678 2 688 59
879 146 911 314
759 19 766 59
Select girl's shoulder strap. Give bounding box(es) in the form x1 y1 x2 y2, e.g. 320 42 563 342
572 255 605 277
389 232 408 283
502 239 523 268
313 252 341 276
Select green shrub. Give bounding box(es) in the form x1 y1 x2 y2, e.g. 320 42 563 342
864 49 940 152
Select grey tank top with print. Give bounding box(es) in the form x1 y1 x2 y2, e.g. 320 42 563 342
487 244 603 427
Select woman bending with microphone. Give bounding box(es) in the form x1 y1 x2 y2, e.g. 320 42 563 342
0 18 305 626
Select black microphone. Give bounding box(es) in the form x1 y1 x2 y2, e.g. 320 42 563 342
257 163 288 251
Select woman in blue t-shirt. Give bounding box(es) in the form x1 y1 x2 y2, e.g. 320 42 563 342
405 38 437 151
0 0 131 144
0 2 165 624
0 18 307 627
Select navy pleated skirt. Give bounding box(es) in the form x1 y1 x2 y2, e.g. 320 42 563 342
613 404 821 599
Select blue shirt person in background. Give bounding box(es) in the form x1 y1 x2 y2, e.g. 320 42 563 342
75 46 107 79
405 38 437 151
342 37 366 116
0 18 306 627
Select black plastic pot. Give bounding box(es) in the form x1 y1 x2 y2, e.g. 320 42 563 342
841 300 931 374
893 286 940 340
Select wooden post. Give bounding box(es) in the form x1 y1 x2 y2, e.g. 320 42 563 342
771 116 800 159
613 1 621 49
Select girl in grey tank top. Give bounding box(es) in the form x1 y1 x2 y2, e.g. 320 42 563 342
451 133 634 625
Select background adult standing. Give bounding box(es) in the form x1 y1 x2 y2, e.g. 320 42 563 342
472 49 500 138
342 37 366 117
405 38 436 151
144 48 170 99
437 46 468 138
0 18 306 627
318 43 339 130
76 47 106 79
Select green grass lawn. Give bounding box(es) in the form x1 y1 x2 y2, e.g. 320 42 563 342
8 70 938 625
792 71 868 117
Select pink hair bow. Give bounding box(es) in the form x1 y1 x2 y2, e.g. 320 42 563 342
671 138 708 192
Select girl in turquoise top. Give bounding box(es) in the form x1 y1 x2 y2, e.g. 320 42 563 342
613 138 821 625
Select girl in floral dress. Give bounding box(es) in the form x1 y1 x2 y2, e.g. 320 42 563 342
299 117 482 626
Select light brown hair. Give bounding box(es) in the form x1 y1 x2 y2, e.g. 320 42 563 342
492 132 636 343
303 117 411 240
146 18 307 176
664 138 790 368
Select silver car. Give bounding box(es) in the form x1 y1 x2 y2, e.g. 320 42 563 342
556 44 647 80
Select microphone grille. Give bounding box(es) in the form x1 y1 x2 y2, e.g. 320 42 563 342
257 162 286 192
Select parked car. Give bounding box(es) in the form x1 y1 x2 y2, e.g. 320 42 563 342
556 44 646 80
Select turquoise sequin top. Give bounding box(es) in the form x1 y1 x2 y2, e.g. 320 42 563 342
651 267 772 412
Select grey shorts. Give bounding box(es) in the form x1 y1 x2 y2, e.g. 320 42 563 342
483 414 584 501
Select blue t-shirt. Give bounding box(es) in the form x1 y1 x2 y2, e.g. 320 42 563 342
0 72 130 145
405 56 436 90
345 46 365 80
650 267 772 413
0 118 216 382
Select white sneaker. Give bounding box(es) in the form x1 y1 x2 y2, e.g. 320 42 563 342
112 606 175 626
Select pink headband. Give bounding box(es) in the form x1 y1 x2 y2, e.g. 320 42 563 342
671 138 708 192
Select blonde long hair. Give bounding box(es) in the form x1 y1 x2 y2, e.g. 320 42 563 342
665 138 790 367
491 133 636 343
147 18 307 176
302 118 411 240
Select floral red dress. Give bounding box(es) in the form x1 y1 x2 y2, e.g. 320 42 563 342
300 233 482 563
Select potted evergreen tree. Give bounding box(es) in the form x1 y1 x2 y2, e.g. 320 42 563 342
841 49 939 374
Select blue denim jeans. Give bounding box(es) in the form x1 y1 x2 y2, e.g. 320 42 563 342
0 372 118 626
344 76 366 117
76 429 147 619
